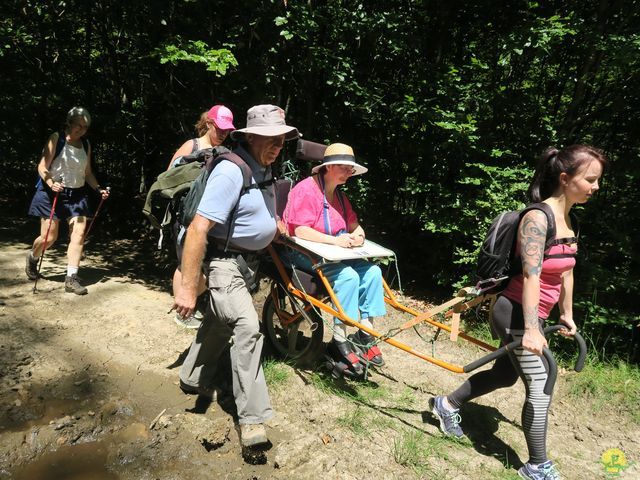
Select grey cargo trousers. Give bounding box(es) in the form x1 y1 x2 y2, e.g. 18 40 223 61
179 257 274 425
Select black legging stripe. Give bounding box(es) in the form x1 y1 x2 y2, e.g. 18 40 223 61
447 295 552 465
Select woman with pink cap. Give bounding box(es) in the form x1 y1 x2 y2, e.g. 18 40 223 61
168 105 235 328
167 105 236 169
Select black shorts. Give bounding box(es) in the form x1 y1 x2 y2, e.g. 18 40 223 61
28 183 92 220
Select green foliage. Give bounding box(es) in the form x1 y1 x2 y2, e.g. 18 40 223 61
157 37 238 75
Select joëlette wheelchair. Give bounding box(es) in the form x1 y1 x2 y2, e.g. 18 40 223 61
258 140 586 386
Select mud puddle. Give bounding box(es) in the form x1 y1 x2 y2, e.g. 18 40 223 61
10 428 144 480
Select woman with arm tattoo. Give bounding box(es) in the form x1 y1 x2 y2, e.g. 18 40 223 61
430 145 607 480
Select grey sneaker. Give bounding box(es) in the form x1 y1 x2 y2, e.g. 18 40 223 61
25 253 39 280
518 460 561 480
430 396 464 438
240 423 268 448
65 274 88 295
174 309 204 329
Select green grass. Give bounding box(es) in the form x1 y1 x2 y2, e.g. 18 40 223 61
262 359 291 390
460 317 500 347
481 464 521 479
336 406 371 437
354 382 388 402
395 387 418 409
307 371 389 402
566 356 640 423
307 371 355 399
391 430 435 476
391 429 471 477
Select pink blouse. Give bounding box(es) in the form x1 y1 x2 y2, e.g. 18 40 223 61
283 176 358 236
501 243 577 319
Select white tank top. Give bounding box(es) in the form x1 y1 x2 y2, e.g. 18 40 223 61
49 140 88 189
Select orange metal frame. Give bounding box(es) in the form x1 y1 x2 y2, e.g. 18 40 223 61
265 243 497 373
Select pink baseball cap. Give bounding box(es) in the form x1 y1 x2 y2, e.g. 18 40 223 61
207 105 235 130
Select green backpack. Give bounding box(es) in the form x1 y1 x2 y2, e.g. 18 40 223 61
142 147 229 231
143 147 274 250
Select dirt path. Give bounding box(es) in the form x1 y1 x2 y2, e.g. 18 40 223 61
0 226 638 479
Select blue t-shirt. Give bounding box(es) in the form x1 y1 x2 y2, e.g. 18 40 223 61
196 146 277 251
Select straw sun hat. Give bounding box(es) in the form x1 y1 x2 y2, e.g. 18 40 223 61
311 143 368 176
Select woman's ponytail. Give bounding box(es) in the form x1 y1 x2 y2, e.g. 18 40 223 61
194 111 208 136
528 147 560 202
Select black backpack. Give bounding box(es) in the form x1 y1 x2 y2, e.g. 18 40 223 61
475 203 578 293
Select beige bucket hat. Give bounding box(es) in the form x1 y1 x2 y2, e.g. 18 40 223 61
230 104 300 140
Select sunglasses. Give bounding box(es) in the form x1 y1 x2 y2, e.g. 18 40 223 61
336 164 356 174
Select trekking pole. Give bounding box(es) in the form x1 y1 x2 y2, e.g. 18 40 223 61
33 189 60 294
83 186 110 242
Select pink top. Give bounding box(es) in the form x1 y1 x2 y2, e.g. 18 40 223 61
283 176 358 236
502 242 577 319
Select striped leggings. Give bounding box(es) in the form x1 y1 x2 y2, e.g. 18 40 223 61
447 295 552 464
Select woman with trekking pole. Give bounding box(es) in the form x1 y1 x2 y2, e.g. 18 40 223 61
430 145 608 480
26 107 110 295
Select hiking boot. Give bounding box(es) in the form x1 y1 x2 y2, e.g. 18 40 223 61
349 331 385 367
240 423 269 448
430 396 464 438
65 274 88 295
179 380 218 400
326 340 364 379
518 460 561 480
25 253 39 280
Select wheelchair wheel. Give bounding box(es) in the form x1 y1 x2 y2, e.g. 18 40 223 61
262 283 324 366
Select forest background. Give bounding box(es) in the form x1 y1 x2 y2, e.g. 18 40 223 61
1 0 638 361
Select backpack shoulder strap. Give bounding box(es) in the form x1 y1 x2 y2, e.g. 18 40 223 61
53 132 89 158
521 202 556 250
207 152 254 252
570 211 580 239
54 131 66 159
210 152 254 191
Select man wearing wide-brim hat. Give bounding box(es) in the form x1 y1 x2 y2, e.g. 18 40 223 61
174 104 299 449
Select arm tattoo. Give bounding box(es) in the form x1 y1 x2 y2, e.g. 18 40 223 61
523 302 540 329
520 211 547 277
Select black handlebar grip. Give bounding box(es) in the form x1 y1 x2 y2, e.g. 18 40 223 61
463 325 587 391
542 346 557 395
543 325 587 372
462 340 519 373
